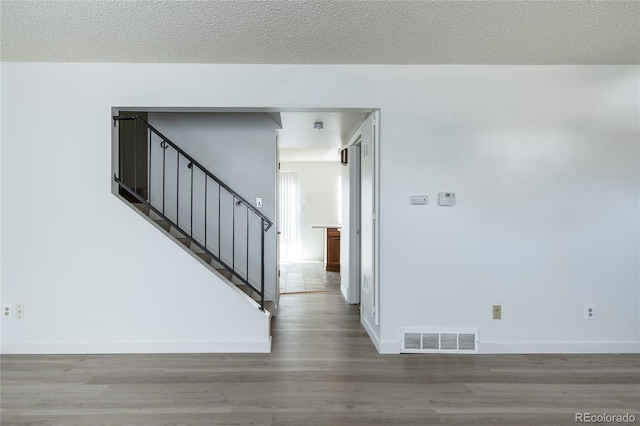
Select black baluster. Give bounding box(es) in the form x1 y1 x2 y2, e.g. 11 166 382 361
218 185 221 258
204 176 208 251
147 126 151 204
246 208 249 282
162 140 166 215
232 196 235 271
176 152 179 226
189 162 193 238
134 117 138 195
260 218 265 311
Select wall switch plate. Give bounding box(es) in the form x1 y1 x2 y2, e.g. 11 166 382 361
410 195 428 205
585 304 595 320
3 304 12 319
256 198 263 208
15 304 25 319
363 274 370 292
493 305 502 319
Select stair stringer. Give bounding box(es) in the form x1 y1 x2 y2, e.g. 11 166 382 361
128 200 275 314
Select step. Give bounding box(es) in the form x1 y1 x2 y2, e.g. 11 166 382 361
169 226 184 238
176 237 190 247
153 219 171 232
189 242 205 254
197 253 212 263
264 301 275 313
237 284 253 297
236 284 273 313
210 258 225 269
149 210 164 221
215 268 233 280
132 203 150 216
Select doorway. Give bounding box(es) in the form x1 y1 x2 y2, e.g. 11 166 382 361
278 154 343 294
275 110 376 312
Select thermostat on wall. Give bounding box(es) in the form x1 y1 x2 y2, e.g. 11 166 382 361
438 192 456 206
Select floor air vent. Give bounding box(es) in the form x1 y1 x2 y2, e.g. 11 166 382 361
401 329 478 353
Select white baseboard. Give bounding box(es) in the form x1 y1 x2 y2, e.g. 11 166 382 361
360 316 400 354
479 341 640 354
360 315 380 352
340 284 349 302
379 340 400 354
1 338 272 354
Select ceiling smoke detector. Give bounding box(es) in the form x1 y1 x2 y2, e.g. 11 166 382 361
313 121 324 130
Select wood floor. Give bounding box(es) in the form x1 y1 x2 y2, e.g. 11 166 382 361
2 292 639 425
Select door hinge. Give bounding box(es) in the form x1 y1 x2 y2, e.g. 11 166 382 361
373 213 377 220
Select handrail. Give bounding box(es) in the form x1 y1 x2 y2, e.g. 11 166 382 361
113 114 273 231
113 114 269 311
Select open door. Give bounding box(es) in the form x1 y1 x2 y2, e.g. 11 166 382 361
274 133 281 315
342 142 361 305
359 113 380 333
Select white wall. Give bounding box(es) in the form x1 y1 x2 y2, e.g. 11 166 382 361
1 63 638 355
146 113 278 299
279 162 342 262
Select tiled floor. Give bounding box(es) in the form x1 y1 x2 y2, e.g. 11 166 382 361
279 261 341 293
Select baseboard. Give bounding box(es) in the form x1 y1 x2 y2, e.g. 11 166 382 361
340 284 349 302
1 338 272 354
479 341 640 354
379 340 401 354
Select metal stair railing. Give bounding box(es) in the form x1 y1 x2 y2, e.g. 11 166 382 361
113 114 272 310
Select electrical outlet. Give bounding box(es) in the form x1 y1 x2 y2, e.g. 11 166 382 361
15 304 25 319
585 304 595 320
256 198 263 208
493 305 502 320
3 304 12 319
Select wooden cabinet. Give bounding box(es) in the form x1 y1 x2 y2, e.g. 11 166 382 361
326 227 340 272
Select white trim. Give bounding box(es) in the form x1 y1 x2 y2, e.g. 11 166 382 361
372 110 381 326
479 341 640 354
1 338 272 354
378 340 401 354
340 283 349 302
361 315 382 352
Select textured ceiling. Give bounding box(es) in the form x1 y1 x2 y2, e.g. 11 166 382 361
1 1 639 65
278 111 369 149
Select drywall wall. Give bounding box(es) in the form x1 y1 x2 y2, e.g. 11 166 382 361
279 162 342 261
1 63 638 355
146 113 278 299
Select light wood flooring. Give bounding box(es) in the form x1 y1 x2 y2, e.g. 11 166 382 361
1 292 639 425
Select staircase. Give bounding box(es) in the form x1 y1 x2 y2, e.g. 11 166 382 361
113 114 274 313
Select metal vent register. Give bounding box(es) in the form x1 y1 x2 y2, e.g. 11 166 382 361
400 329 478 353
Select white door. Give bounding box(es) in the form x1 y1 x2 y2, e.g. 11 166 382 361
349 143 361 305
274 133 281 314
360 113 379 328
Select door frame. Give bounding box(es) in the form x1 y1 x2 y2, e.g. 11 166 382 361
343 111 380 321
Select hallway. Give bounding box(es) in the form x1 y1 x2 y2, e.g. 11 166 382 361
279 261 341 293
1 292 638 425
